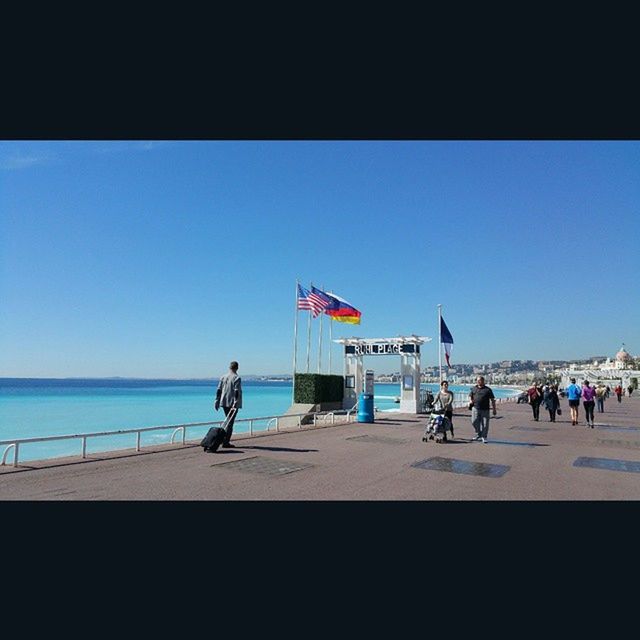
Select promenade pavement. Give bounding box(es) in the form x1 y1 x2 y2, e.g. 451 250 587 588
1 394 639 500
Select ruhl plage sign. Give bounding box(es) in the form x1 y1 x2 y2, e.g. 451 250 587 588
345 343 419 355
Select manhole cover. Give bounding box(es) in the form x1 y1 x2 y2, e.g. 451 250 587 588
211 455 314 476
510 426 552 432
411 456 510 478
573 456 640 473
346 435 407 445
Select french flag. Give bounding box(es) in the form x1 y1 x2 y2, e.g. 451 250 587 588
440 316 454 367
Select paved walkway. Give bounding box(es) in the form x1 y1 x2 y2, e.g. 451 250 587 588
1 394 639 500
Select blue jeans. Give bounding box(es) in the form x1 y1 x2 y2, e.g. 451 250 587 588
472 408 491 438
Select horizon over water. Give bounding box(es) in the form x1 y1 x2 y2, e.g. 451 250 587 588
0 378 520 462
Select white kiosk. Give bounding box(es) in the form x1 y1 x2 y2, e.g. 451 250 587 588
334 335 432 414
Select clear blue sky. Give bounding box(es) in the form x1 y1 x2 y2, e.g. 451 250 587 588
1 141 638 377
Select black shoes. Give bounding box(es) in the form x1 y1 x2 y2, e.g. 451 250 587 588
221 443 235 448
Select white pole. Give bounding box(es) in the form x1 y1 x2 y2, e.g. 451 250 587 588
292 280 299 403
318 284 324 374
306 282 313 374
329 317 333 374
306 310 311 373
438 304 442 383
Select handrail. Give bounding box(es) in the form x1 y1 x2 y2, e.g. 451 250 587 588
0 409 353 468
1 398 522 468
2 443 16 466
170 427 184 444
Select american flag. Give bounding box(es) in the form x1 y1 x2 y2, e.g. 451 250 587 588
297 284 330 317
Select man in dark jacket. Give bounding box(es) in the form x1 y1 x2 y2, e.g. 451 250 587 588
215 361 243 448
469 376 497 443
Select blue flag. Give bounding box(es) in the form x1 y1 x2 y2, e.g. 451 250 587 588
440 316 454 366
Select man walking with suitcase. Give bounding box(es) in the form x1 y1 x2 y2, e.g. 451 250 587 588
215 361 243 448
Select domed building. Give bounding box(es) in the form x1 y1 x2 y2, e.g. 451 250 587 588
561 343 637 390
615 344 633 370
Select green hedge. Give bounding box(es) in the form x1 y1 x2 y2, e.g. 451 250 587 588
294 374 344 404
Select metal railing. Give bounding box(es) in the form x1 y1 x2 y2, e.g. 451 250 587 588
1 396 523 468
346 403 359 420
0 409 357 468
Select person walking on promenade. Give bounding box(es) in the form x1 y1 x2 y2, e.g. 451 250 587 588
215 361 242 448
582 380 596 428
527 381 544 421
469 376 497 443
433 380 455 435
596 384 607 413
566 377 582 425
628 385 634 397
543 384 560 422
614 384 623 403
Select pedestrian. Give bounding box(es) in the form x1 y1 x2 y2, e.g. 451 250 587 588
433 380 455 434
526 380 544 421
596 384 606 413
469 376 497 443
605 385 611 399
628 385 634 397
566 377 582 425
214 360 243 448
581 379 596 428
614 384 623 403
543 384 560 422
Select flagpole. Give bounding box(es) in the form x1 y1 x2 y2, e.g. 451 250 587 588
292 280 299 403
317 284 324 374
329 316 333 375
438 304 443 383
307 282 313 373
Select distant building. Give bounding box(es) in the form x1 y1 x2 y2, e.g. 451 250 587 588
561 344 638 388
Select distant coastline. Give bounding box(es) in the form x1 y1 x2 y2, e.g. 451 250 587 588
0 377 292 388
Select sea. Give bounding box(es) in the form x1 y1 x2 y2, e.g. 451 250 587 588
0 379 520 463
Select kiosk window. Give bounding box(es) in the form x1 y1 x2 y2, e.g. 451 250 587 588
345 376 355 389
403 375 414 390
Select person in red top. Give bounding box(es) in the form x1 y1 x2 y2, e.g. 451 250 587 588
527 381 544 421
581 380 597 428
614 384 623 403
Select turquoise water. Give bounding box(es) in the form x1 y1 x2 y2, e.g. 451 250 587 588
0 380 519 462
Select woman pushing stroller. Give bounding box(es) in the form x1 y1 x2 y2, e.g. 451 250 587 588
423 380 455 442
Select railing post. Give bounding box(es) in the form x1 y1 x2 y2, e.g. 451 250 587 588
276 417 279 432
14 443 19 468
313 414 317 426
182 426 186 445
298 416 301 429
250 420 253 436
82 437 87 459
136 431 141 452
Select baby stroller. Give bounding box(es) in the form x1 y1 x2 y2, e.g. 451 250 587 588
422 410 454 443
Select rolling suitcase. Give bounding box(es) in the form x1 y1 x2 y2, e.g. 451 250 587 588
200 407 237 452
200 426 226 452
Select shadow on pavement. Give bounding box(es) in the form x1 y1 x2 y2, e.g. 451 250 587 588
236 445 319 453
